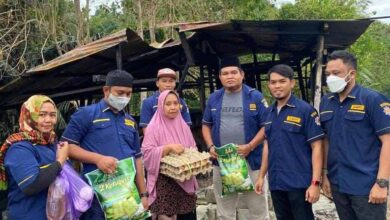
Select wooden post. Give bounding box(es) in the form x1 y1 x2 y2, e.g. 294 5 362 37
176 29 195 91
296 59 307 101
314 35 324 111
207 65 215 93
116 44 122 70
199 65 206 111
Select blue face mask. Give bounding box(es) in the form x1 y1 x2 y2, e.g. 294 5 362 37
107 93 130 111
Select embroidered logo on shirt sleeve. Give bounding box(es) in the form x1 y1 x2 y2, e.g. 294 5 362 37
261 99 269 108
382 106 390 116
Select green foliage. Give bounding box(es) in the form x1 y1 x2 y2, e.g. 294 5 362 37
276 0 390 97
278 0 370 19
89 2 134 37
351 22 390 97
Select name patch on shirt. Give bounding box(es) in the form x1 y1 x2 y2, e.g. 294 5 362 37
125 119 135 128
249 103 257 111
286 116 301 124
350 104 365 111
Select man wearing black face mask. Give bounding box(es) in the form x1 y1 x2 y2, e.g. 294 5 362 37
320 50 390 220
61 70 148 220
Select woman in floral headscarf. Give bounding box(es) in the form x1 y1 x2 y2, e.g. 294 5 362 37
142 90 198 220
0 95 69 220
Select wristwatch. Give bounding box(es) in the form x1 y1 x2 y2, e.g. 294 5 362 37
140 192 149 198
207 144 215 150
376 178 389 188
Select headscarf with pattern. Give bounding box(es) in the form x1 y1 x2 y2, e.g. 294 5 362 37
0 95 57 190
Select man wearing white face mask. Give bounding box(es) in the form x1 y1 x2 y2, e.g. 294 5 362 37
61 70 149 220
320 50 390 220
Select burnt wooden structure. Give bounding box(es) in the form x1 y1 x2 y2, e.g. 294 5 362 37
0 19 373 111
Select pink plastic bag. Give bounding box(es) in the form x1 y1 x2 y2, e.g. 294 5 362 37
46 163 93 220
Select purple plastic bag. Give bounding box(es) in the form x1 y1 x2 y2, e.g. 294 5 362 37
62 163 94 218
46 171 70 220
47 163 93 220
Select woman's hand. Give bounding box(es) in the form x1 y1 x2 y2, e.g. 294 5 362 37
167 144 185 155
56 141 69 166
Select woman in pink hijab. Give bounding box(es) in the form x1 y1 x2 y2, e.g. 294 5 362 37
142 90 198 220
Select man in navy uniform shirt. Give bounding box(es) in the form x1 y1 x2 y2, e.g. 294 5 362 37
202 56 269 220
140 68 191 133
61 70 148 220
321 50 390 220
255 64 324 220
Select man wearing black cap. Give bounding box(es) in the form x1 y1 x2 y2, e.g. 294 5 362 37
61 70 148 220
202 56 270 219
255 64 324 220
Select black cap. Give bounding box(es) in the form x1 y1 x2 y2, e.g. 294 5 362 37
105 70 134 87
220 56 241 70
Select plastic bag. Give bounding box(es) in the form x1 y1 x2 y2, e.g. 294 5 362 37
215 143 254 197
46 173 70 220
85 157 151 220
62 163 94 217
47 163 93 220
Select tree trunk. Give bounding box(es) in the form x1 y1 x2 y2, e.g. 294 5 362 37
85 0 90 42
74 0 83 45
137 0 144 40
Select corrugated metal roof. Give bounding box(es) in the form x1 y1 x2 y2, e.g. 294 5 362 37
0 19 373 108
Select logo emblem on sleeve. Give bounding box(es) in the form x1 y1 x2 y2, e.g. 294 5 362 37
315 116 321 126
383 106 390 116
261 99 269 108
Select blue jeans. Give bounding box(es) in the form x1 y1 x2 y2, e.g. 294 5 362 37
271 189 314 220
331 184 386 220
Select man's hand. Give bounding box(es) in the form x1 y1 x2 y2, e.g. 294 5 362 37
141 197 149 210
306 185 320 203
237 144 252 157
255 177 265 195
321 174 332 199
368 183 388 204
96 155 118 174
209 146 218 159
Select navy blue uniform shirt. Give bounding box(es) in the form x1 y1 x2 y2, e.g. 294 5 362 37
202 84 268 170
262 95 325 191
320 85 390 195
5 141 57 220
139 91 192 128
61 99 142 175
